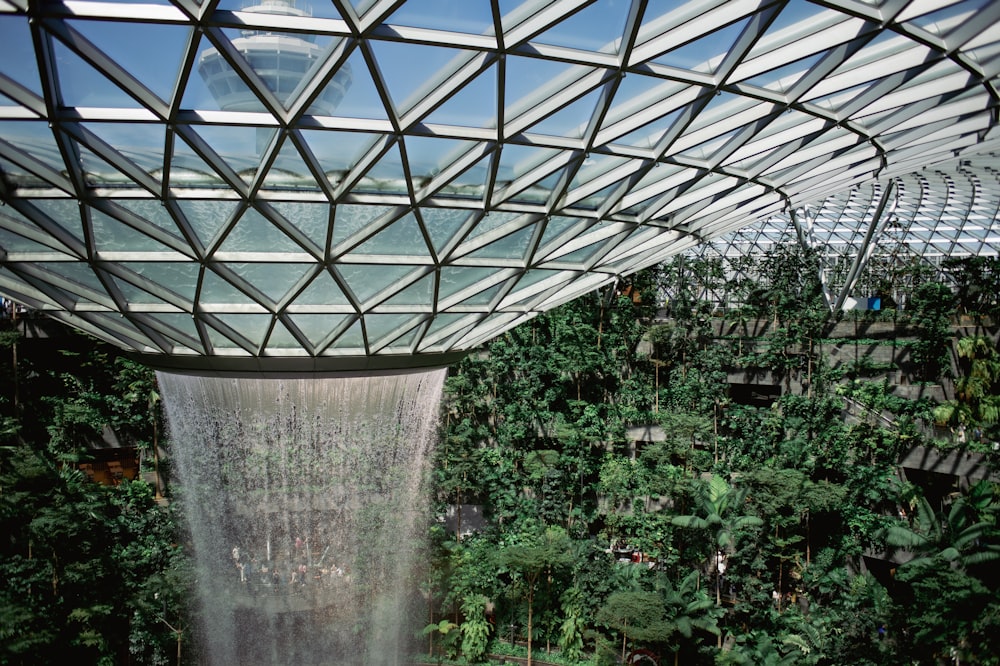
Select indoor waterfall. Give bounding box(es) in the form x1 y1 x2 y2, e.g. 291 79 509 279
156 368 447 665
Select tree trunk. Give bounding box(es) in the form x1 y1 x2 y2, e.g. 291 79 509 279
526 587 534 666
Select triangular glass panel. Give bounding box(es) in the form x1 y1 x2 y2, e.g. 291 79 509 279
494 143 561 189
110 275 171 307
69 19 190 105
216 207 304 253
287 313 350 347
420 64 498 129
0 154 50 190
379 273 435 306
420 312 473 340
332 204 395 249
433 153 491 201
188 124 273 185
115 200 187 243
368 40 468 116
504 55 592 119
51 39 143 109
214 313 272 349
438 266 498 301
650 18 750 73
39 261 108 297
81 123 166 179
0 121 67 177
226 262 314 304
264 318 303 350
454 281 504 307
537 215 584 249
90 209 175 253
327 50 391 121
215 0 343 18
174 200 240 248
336 263 419 304
270 201 332 251
350 141 406 195
261 137 321 191
609 107 683 149
74 140 141 188
348 212 431 258
364 313 419 345
145 313 203 349
169 133 230 188
531 0 627 53
507 165 567 205
677 129 739 162
216 25 337 111
121 262 200 303
180 33 266 112
544 235 614 266
465 211 522 242
525 88 601 139
404 136 478 184
299 130 379 188
744 0 831 61
418 207 472 254
379 323 423 353
385 0 492 33
31 199 86 245
460 224 535 261
198 268 259 306
0 227 67 254
204 323 246 351
0 15 43 95
293 270 352 307
736 53 824 93
327 318 365 351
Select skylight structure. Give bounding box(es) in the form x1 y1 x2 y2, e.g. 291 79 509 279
0 0 998 370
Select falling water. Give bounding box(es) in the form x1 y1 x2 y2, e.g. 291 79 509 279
156 368 447 665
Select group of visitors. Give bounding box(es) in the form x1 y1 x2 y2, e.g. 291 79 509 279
228 541 345 595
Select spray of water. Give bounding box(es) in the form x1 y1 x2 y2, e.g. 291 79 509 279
156 368 447 665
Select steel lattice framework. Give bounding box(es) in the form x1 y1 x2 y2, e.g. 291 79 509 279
0 0 999 370
693 153 1000 310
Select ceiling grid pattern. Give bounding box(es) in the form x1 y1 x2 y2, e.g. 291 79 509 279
0 0 997 368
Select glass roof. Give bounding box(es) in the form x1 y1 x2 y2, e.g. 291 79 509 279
0 0 998 368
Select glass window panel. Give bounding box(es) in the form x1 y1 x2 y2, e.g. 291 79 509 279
115 200 185 240
328 50 390 121
205 324 245 350
508 166 566 204
350 142 407 195
744 0 835 60
294 270 351 306
603 76 686 131
227 262 313 303
418 208 472 253
380 325 422 353
369 40 469 115
420 65 498 128
909 0 989 39
69 19 190 104
287 313 350 346
326 318 364 350
435 154 491 201
348 212 430 257
404 136 477 181
529 88 601 139
333 204 394 248
0 16 43 95
76 142 136 187
438 266 497 300
494 143 561 187
386 0 493 34
736 53 823 92
216 0 343 19
364 313 417 343
537 215 583 249
651 18 750 73
52 39 143 108
454 281 502 306
183 34 265 111
531 0 625 53
465 211 521 241
31 199 86 244
91 209 173 253
214 313 272 347
270 201 331 249
189 124 272 184
40 261 107 295
379 273 435 306
121 262 200 302
504 55 591 119
335 263 419 304
0 121 65 175
217 207 304 253
264 319 302 349
175 200 240 247
111 275 170 306
198 269 259 305
169 135 229 188
262 138 321 191
461 223 534 261
300 130 380 186
0 227 61 253
145 313 202 347
81 123 166 178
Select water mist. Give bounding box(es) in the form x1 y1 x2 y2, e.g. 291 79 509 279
156 368 447 665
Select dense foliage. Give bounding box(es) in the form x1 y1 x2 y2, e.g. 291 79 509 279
428 253 1000 666
0 331 191 666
